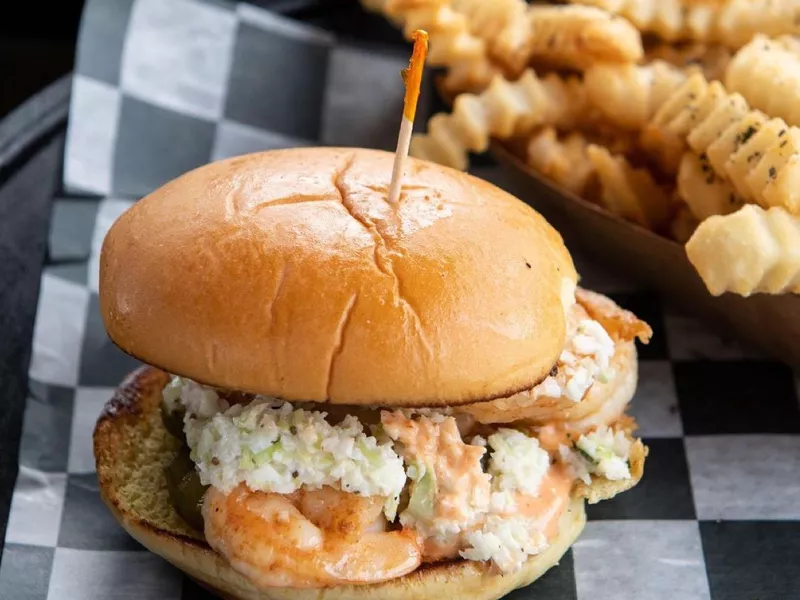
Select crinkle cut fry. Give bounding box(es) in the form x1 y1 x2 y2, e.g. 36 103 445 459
686 204 800 296
646 41 732 82
526 127 595 197
451 0 529 69
518 5 643 72
450 2 642 74
584 60 690 131
646 71 800 214
711 0 800 49
363 0 498 93
411 70 588 171
725 34 800 128
638 70 715 175
586 144 672 231
569 0 800 49
677 151 745 222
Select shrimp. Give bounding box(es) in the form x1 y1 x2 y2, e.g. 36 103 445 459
575 287 652 344
460 291 648 427
203 485 422 588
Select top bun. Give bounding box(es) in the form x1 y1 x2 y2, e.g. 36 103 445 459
100 147 577 406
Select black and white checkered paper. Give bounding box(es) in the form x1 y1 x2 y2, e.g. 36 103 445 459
4 0 800 598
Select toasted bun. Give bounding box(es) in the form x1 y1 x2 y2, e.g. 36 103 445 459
99 148 577 406
94 366 587 600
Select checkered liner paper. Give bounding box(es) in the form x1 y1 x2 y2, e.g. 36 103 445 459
3 0 800 598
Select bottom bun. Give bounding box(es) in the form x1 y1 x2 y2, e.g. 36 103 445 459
94 367 587 600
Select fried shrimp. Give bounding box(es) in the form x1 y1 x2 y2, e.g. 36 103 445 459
460 291 650 428
203 485 423 588
574 287 652 344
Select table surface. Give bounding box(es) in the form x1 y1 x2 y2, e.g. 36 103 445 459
0 0 83 118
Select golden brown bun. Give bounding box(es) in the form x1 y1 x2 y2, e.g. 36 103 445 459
99 147 577 406
94 366 588 600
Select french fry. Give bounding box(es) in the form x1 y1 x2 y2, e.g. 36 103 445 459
363 0 497 93
584 60 689 131
645 72 800 214
639 73 720 174
569 0 800 49
771 34 800 56
518 5 643 72
677 152 745 221
410 70 588 170
451 0 529 70
686 204 800 296
368 0 800 298
713 0 800 49
646 41 732 81
585 124 642 157
725 35 800 127
587 144 672 230
526 127 596 197
452 3 642 74
568 0 714 43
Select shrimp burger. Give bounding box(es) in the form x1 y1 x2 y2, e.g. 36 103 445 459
94 147 651 599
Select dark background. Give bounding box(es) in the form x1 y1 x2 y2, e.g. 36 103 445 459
0 0 406 119
0 1 84 117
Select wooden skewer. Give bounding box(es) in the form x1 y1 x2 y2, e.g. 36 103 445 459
388 29 428 205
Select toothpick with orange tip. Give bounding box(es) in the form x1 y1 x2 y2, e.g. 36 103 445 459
388 29 428 205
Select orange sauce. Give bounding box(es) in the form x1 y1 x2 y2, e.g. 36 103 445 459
536 424 571 454
507 465 573 540
381 412 491 525
420 465 573 561
382 412 576 564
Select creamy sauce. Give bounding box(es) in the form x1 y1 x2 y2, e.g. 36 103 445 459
423 535 463 561
507 466 572 540
381 412 491 527
536 424 571 454
419 465 572 562
381 413 578 564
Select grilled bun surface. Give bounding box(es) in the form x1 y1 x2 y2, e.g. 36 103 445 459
94 367 587 600
99 147 577 407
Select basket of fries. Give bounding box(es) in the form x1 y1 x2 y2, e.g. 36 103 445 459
363 0 800 365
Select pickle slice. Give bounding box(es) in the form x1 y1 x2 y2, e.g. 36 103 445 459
161 403 186 441
164 445 207 532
